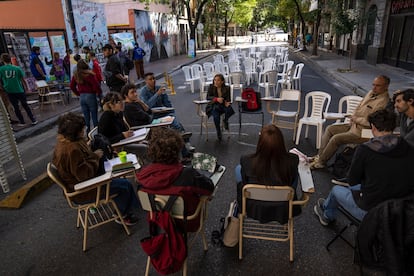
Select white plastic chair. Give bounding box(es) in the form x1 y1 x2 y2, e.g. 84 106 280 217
191 64 203 93
264 89 301 141
295 91 331 149
202 62 215 83
278 60 294 80
257 57 276 80
258 70 278 97
324 95 363 124
228 60 242 73
243 58 258 85
213 54 225 64
229 72 244 98
182 66 196 93
291 63 305 91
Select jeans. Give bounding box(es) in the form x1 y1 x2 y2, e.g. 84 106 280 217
211 104 234 138
110 178 139 216
80 93 98 132
7 93 36 123
323 184 367 221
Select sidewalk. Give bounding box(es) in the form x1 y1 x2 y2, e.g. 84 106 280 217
291 47 414 96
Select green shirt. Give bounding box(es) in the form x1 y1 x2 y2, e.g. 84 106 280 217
0 64 25 93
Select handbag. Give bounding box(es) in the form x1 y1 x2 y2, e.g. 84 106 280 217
222 200 240 247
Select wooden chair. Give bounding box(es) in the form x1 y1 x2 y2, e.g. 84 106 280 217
239 184 309 262
47 163 130 251
35 80 64 110
138 190 209 276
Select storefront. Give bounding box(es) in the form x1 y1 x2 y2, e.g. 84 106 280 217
383 0 414 70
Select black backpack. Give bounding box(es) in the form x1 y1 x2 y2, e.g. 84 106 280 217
90 134 114 160
330 146 356 179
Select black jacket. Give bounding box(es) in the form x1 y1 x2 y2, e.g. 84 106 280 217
124 101 152 127
98 110 128 144
357 194 414 275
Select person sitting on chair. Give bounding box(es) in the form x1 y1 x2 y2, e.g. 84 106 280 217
235 124 301 223
206 73 235 141
120 83 152 127
393 88 414 147
52 112 139 225
313 109 414 226
310 75 390 169
136 127 214 231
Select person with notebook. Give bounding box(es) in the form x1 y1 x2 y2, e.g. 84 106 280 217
52 112 139 225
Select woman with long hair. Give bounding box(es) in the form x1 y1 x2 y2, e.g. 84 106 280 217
70 59 102 133
235 124 300 223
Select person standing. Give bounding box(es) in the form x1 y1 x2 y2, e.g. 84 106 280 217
89 52 103 84
0 53 37 126
70 59 102 133
45 52 65 86
29 46 46 81
102 44 127 93
132 43 146 80
63 49 72 80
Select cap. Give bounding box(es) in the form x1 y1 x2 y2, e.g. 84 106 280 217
102 44 113 51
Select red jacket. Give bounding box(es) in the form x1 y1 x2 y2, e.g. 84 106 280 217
70 73 102 96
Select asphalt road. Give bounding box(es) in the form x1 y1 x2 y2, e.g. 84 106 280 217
0 52 382 275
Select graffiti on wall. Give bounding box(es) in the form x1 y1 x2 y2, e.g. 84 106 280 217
134 10 184 62
70 0 109 53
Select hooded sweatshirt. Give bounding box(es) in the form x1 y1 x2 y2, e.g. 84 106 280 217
136 163 214 230
348 134 414 210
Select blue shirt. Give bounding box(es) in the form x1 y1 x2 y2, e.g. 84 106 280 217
132 47 146 61
140 85 172 109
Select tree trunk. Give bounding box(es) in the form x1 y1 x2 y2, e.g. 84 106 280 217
312 9 321 56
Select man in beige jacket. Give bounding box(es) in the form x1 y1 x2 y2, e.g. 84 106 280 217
310 75 390 169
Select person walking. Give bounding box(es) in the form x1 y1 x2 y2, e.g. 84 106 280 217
132 43 146 80
0 53 37 126
70 59 102 133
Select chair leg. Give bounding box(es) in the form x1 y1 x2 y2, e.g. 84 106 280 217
145 256 151 276
295 123 303 145
182 258 188 276
239 215 243 260
289 220 294 262
326 224 352 251
83 210 89 251
305 125 309 138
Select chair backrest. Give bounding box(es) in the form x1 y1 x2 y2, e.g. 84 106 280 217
261 58 275 72
138 190 186 218
280 89 301 102
88 126 99 140
339 95 363 114
213 60 222 73
292 63 304 79
264 70 278 85
47 162 68 194
304 91 331 119
243 58 255 72
182 66 192 81
214 54 225 64
229 72 243 87
203 62 215 79
191 64 203 79
228 60 241 73
243 184 294 202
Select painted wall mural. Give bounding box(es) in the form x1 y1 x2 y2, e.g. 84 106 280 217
134 10 185 62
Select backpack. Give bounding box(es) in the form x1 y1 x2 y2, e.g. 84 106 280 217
241 88 261 111
140 195 187 275
90 134 114 160
124 56 134 71
330 146 356 179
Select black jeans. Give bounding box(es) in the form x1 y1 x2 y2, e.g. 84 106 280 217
7 93 36 124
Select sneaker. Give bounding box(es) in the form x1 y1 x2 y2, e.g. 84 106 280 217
331 177 350 186
223 120 229 130
31 121 38 126
313 198 330 226
16 123 26 127
185 142 195 152
310 160 325 169
115 214 138 226
181 132 193 140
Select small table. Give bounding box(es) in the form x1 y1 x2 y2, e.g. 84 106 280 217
130 116 174 130
112 128 149 147
74 154 140 191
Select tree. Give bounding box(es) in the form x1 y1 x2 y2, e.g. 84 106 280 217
330 1 360 71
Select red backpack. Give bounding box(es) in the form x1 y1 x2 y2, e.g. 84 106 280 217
241 88 261 111
140 195 187 275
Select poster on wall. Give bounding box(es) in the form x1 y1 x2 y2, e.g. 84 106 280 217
71 0 109 53
50 35 66 58
111 33 135 50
